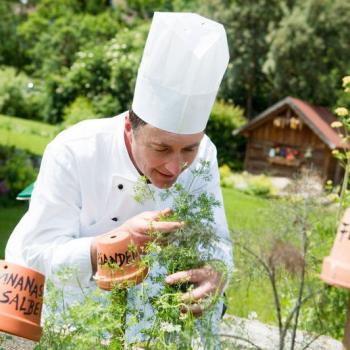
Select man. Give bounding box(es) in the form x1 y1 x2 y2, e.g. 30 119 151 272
6 11 233 344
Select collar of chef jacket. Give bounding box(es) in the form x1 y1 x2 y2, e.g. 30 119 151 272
79 112 164 237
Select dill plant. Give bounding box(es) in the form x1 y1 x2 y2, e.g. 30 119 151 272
133 159 226 349
36 159 227 349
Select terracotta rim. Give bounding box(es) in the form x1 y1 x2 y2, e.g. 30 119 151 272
0 312 41 341
94 265 148 290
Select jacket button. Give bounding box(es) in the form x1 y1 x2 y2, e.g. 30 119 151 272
111 217 118 222
118 184 123 190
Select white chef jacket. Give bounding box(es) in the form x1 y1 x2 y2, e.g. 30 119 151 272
5 112 233 342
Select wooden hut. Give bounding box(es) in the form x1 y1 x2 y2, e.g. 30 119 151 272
237 96 348 183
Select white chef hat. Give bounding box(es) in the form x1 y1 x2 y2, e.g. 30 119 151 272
132 12 229 134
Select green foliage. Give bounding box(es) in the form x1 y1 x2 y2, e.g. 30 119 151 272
264 0 350 108
232 174 342 344
0 67 45 120
0 1 26 68
206 100 246 170
219 166 276 198
39 23 147 123
200 0 288 117
20 10 121 76
243 175 275 197
35 271 128 350
39 160 225 348
0 146 37 203
118 0 199 19
2 0 350 124
63 96 97 127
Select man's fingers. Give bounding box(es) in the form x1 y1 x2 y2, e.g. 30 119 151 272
148 208 172 220
160 208 172 217
149 220 184 234
165 268 210 285
182 283 212 302
180 303 203 317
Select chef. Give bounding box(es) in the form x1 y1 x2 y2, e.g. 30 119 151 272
6 11 233 345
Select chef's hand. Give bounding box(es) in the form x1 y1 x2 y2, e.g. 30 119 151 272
91 208 183 274
118 208 184 247
165 263 227 317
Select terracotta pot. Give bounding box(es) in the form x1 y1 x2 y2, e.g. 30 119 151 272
0 260 45 341
321 208 350 289
94 229 148 290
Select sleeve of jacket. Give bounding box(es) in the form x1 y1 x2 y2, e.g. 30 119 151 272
6 141 94 287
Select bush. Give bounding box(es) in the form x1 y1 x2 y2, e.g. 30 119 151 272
0 146 38 204
219 166 276 197
0 67 45 120
63 96 97 127
19 7 121 76
207 100 246 170
41 23 148 123
244 174 275 197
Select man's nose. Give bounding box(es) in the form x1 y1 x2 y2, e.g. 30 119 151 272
165 155 184 176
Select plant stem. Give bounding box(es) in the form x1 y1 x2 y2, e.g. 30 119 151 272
218 333 264 350
267 269 283 350
337 162 350 225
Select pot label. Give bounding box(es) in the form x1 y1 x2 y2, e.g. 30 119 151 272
97 250 138 267
0 272 44 316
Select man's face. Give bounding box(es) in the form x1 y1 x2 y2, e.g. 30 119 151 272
125 117 204 188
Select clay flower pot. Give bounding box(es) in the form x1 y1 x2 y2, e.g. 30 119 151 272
321 208 350 289
94 229 148 290
0 260 45 341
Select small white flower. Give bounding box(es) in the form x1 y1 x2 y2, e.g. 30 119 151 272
343 76 350 87
100 339 110 346
153 244 161 253
27 82 34 89
335 108 348 117
248 311 257 320
331 121 343 128
160 321 181 333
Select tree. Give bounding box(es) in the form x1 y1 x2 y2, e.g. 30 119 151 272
200 0 296 118
0 0 27 68
264 0 350 108
19 6 121 76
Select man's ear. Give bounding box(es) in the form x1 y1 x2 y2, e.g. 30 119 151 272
124 113 132 133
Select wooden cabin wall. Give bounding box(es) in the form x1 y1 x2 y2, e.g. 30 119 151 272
244 117 329 179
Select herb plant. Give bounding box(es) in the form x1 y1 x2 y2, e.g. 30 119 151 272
36 159 227 349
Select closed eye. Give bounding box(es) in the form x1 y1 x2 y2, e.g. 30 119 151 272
183 147 198 153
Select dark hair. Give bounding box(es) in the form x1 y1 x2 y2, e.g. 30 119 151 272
129 109 147 131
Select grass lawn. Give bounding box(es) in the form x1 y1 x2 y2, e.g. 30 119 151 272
0 202 27 259
222 187 277 322
222 186 339 336
0 114 57 155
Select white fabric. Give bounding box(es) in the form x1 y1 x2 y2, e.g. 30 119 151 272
5 113 233 342
132 12 229 134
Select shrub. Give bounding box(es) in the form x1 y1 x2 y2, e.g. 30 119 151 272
19 7 121 76
206 100 246 170
219 166 276 197
0 67 45 120
63 96 97 127
42 24 148 123
243 174 275 197
0 146 38 204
